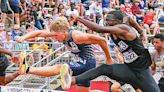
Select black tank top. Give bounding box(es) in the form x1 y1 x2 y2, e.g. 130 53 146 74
111 35 152 69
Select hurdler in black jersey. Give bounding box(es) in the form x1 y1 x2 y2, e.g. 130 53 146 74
111 35 152 69
69 10 160 92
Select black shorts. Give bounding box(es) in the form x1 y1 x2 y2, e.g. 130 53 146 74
0 55 9 76
7 6 19 14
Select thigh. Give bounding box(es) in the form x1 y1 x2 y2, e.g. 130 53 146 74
68 61 85 75
136 69 160 92
68 59 96 76
106 64 138 84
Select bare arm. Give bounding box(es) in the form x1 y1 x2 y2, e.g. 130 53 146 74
76 16 127 35
5 72 19 85
151 53 156 74
16 30 53 43
114 47 124 64
0 47 12 57
73 31 113 64
128 16 143 34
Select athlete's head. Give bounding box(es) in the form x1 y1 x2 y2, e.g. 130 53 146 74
153 34 164 50
105 10 123 26
49 17 69 42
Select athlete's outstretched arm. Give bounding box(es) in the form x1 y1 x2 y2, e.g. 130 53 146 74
75 16 126 35
16 30 53 43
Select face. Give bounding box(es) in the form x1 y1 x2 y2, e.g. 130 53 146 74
51 31 66 42
153 38 163 50
14 27 20 32
53 8 58 15
71 4 75 10
134 2 140 6
104 14 119 26
59 4 64 9
120 5 125 12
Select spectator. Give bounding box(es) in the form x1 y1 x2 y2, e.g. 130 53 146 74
60 0 70 9
142 9 159 35
26 21 36 42
120 2 136 21
110 0 119 6
4 32 14 51
131 0 144 24
12 24 23 41
43 14 53 30
89 0 103 23
20 0 27 25
8 0 21 26
102 0 111 10
147 0 159 10
58 3 65 14
59 9 66 17
151 34 164 92
51 7 59 20
0 0 8 26
158 6 164 22
66 2 79 17
0 23 7 43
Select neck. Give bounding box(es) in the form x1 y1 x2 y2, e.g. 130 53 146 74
64 31 69 41
157 47 164 55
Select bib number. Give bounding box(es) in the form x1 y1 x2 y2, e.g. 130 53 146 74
123 49 139 63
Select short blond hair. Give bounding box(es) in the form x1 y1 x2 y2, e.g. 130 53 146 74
50 17 69 32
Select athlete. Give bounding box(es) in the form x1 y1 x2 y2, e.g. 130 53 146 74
16 16 113 92
0 47 19 85
60 10 160 92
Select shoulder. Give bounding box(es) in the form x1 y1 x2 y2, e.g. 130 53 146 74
115 24 131 31
71 30 85 42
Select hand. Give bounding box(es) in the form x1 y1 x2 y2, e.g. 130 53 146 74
9 53 13 57
15 36 25 43
11 55 19 64
70 14 78 23
106 59 114 65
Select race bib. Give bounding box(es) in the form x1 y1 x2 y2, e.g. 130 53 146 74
70 42 80 53
118 41 128 52
123 49 139 63
66 42 80 53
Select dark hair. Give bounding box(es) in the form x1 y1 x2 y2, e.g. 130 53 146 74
108 10 123 22
154 34 164 41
